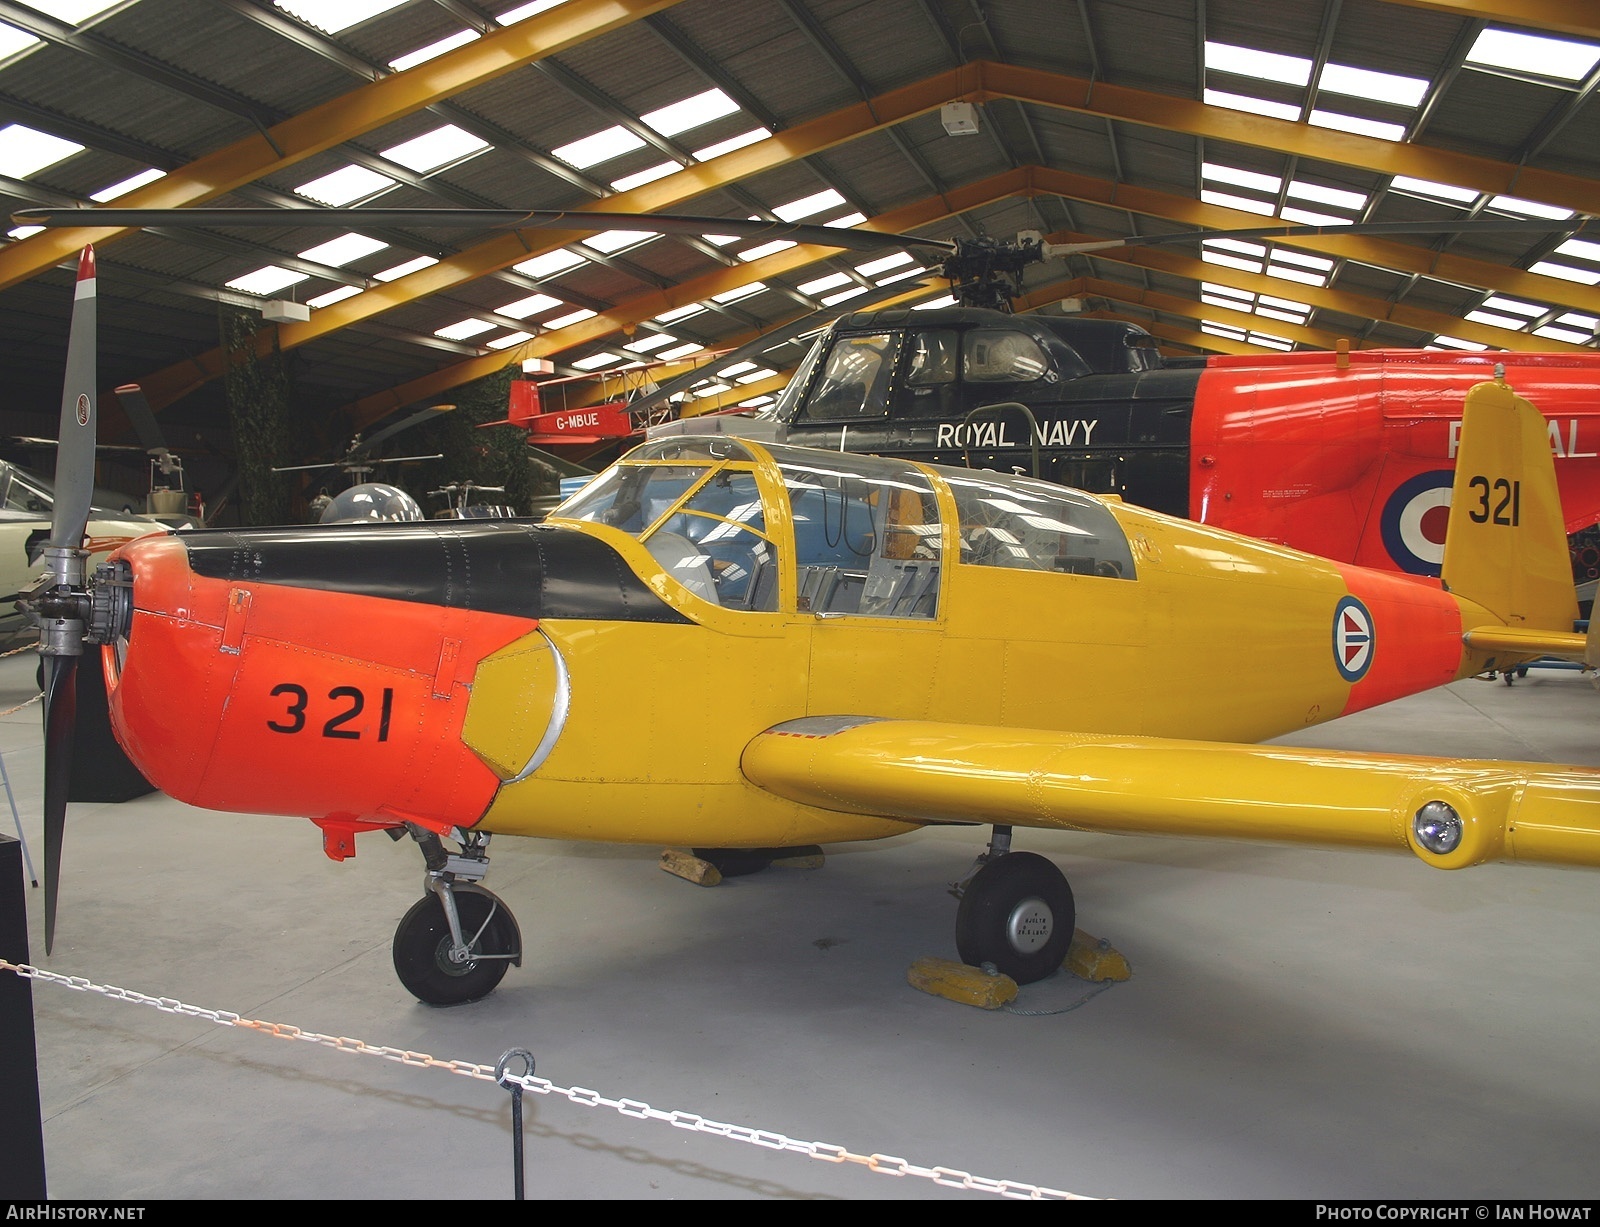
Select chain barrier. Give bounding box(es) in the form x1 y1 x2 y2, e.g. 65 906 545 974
3 958 1094 1200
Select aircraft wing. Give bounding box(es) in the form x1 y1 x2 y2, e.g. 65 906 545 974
741 717 1600 870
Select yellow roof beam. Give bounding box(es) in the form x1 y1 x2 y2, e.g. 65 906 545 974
0 0 683 293
1377 1 1600 39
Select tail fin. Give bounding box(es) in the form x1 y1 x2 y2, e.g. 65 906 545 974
1441 377 1577 634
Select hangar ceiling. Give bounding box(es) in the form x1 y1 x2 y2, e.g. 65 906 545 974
0 0 1595 452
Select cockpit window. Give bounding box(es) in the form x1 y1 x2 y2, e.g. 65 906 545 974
906 330 959 386
778 452 943 618
942 469 1135 578
963 330 1048 383
643 471 777 610
798 332 902 421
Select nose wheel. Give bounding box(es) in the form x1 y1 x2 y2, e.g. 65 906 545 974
955 851 1074 984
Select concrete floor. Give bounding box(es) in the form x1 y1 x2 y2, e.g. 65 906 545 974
2 647 1598 1201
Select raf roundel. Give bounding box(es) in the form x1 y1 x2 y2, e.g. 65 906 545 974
1332 595 1375 683
1379 469 1453 577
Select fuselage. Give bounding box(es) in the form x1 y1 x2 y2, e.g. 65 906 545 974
100 436 1499 854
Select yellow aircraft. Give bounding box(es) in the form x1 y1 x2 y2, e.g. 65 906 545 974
26 261 1600 1004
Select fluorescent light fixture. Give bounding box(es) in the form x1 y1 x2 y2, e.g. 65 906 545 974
497 293 563 318
740 395 774 408
1487 195 1573 220
774 189 847 222
1556 238 1600 262
1203 89 1301 122
26 0 130 21
1534 324 1593 343
1467 28 1600 83
1202 322 1247 339
1464 309 1528 330
1529 261 1600 285
691 127 770 161
295 164 394 205
1279 206 1350 227
487 331 535 350
611 161 679 192
435 318 496 340
1203 162 1281 194
1255 307 1304 324
499 0 565 22
274 0 407 35
582 229 657 254
307 285 362 308
8 225 43 239
1202 293 1241 308
856 251 913 277
798 272 852 295
1287 180 1365 211
1260 294 1310 313
381 125 489 173
1202 189 1275 215
739 239 795 261
1202 250 1261 274
877 265 926 285
657 342 704 360
827 212 868 228
655 305 704 323
1205 238 1267 258
624 333 677 352
297 233 387 267
718 361 757 377
736 368 776 383
544 308 596 329
1429 334 1488 351
571 352 621 370
822 286 870 306
552 125 645 170
1202 282 1253 303
1250 333 1295 351
1271 248 1334 271
641 88 739 138
90 167 166 202
1481 296 1543 317
712 282 765 303
1318 63 1428 107
226 266 310 296
0 123 84 177
1389 175 1476 205
693 382 733 398
1264 264 1327 287
914 294 958 310
390 29 480 72
1204 41 1311 86
0 25 38 60
515 249 586 278
1309 110 1405 141
374 255 438 281
1559 312 1599 328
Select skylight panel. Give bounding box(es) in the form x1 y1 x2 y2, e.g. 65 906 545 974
1255 306 1305 324
390 30 481 72
514 249 586 279
877 265 926 285
1204 41 1312 86
1318 63 1428 107
1264 264 1327 287
1529 261 1600 285
1286 181 1366 211
22 0 125 21
1206 238 1267 258
499 0 566 22
1204 90 1301 122
1390 176 1477 205
1309 110 1405 141
739 240 795 262
1203 322 1247 340
307 285 362 308
914 294 958 310
641 88 739 138
297 233 387 267
1558 312 1599 329
1260 294 1310 314
572 352 622 371
1428 335 1488 351
497 292 562 319
692 127 770 161
736 368 777 384
693 382 733 398
90 167 166 202
611 161 679 192
1203 163 1282 194
774 189 846 222
798 272 852 295
1270 248 1334 271
544 308 596 329
374 255 438 281
0 124 83 177
1202 282 1253 303
1557 238 1600 262
1533 324 1592 343
582 229 657 254
1202 292 1242 308
553 126 645 170
1250 332 1295 351
226 266 309 296
274 0 408 35
718 361 757 377
827 212 868 228
1466 29 1600 83
657 342 704 360
1481 296 1543 317
381 125 489 173
1201 250 1262 274
0 24 39 60
487 331 535 350
1202 189 1275 216
740 395 774 409
624 333 677 353
8 224 43 239
1487 195 1572 220
295 165 394 206
823 286 870 306
435 318 496 340
1464 309 1527 330
1279 206 1350 227
712 282 766 303
655 305 704 323
856 251 913 277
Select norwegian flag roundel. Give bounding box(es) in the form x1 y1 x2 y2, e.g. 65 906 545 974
1332 595 1374 683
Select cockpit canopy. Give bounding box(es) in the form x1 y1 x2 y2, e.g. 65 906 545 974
553 436 1135 616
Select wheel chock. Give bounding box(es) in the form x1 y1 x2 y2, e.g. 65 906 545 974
659 848 722 887
907 956 1018 1009
1066 928 1131 982
769 845 824 870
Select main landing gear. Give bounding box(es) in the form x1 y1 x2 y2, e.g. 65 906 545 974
953 826 1075 984
392 825 523 1006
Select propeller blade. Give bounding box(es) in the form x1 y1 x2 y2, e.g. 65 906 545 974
41 652 78 955
11 207 956 257
48 248 97 551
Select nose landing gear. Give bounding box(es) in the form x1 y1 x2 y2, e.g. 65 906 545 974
393 826 523 1006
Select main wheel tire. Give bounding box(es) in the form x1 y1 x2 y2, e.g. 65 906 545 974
393 889 518 1006
691 847 773 877
955 852 1074 985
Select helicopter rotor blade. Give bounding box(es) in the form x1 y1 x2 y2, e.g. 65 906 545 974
354 403 456 456
11 207 958 257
